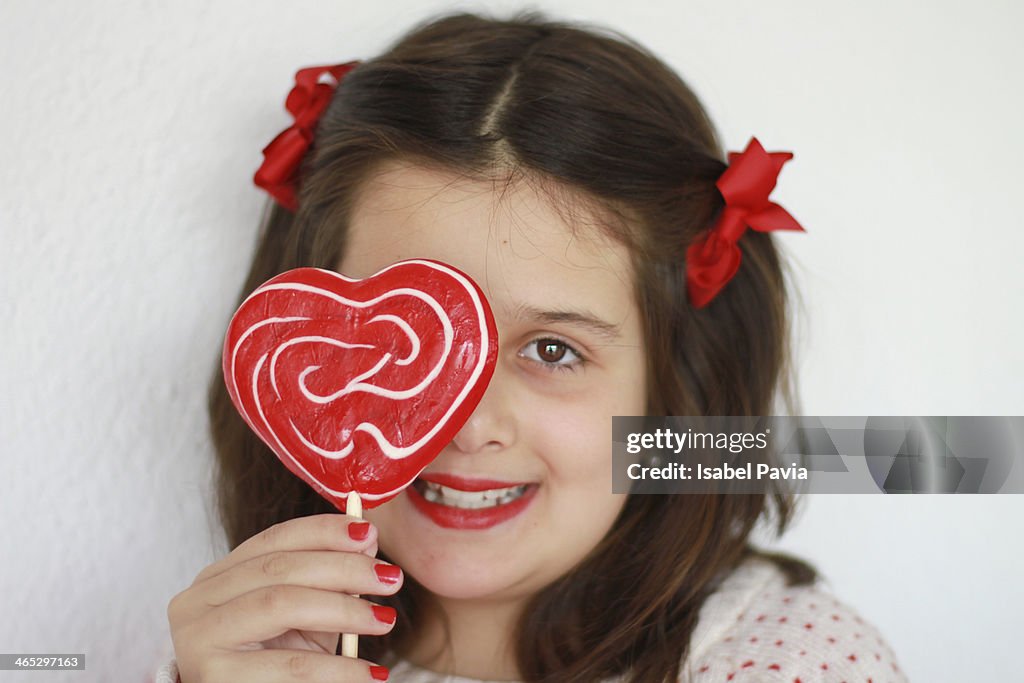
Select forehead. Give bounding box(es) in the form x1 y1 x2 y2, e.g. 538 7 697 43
339 161 637 323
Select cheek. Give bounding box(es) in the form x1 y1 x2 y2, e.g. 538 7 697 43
528 396 616 484
531 368 646 480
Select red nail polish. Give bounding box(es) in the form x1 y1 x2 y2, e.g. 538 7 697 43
374 563 401 584
372 604 397 625
348 521 371 541
369 665 389 680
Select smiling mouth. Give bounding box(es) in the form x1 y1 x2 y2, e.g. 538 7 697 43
411 479 531 509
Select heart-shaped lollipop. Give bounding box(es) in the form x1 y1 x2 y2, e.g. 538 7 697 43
222 259 498 511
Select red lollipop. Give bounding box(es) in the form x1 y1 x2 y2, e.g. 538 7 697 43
222 259 498 512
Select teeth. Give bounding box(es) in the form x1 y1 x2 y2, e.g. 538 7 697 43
419 481 529 509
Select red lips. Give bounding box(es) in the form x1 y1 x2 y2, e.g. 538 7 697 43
407 472 539 530
222 260 498 511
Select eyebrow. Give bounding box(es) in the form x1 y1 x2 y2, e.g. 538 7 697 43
504 302 623 341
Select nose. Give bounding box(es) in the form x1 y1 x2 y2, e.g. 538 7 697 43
449 362 516 454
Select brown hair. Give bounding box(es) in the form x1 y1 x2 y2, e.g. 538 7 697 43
208 10 815 682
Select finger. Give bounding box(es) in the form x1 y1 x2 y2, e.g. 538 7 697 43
210 649 390 682
194 514 378 585
188 551 403 616
196 586 398 648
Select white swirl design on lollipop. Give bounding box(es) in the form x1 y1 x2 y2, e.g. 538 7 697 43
227 260 491 502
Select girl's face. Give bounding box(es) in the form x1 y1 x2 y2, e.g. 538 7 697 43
343 161 647 605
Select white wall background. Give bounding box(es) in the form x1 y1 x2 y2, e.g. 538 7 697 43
1 1 1021 681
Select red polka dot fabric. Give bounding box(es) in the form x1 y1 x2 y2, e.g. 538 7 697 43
683 557 907 682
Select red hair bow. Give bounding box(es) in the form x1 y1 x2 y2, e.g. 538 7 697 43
253 61 359 211
685 138 805 308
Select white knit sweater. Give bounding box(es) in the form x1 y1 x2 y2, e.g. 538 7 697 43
152 556 907 682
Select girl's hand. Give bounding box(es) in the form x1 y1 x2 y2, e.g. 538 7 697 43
167 513 402 682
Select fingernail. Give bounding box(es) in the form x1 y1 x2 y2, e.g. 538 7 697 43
348 521 371 541
369 665 389 680
374 563 402 585
372 604 397 625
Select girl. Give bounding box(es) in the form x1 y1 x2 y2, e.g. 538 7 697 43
159 11 906 683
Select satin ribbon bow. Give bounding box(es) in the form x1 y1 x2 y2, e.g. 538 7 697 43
685 137 805 308
254 61 359 211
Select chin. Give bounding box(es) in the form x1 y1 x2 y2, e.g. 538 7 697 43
416 568 513 601
388 535 531 601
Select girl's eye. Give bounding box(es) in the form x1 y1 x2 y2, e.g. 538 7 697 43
519 338 584 372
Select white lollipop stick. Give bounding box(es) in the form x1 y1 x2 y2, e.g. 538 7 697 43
341 491 363 658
